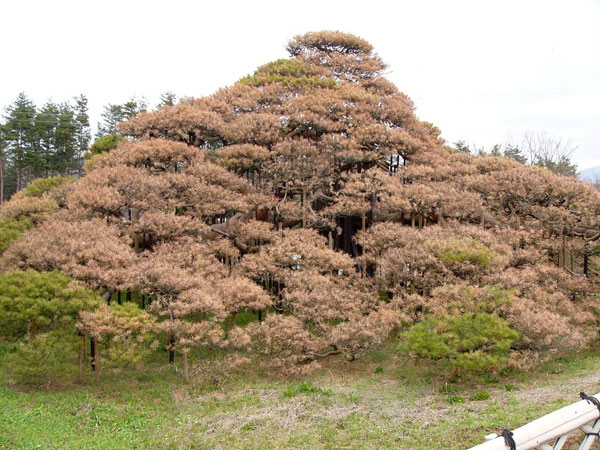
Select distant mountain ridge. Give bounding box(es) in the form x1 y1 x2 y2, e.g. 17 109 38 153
579 165 600 182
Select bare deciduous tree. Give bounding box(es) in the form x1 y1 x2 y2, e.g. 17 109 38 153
521 129 578 176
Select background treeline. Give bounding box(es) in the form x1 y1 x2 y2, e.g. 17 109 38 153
0 92 177 204
0 90 590 206
451 130 579 178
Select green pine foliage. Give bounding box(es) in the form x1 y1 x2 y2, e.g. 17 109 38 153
436 237 494 267
86 134 123 158
0 218 31 253
22 175 73 197
239 59 336 88
399 313 518 373
1 93 91 199
440 284 514 315
0 270 100 340
2 329 81 383
96 97 147 138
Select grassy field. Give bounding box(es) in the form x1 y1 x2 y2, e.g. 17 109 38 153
1 344 599 449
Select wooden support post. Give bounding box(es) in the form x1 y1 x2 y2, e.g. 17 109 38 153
362 212 366 232
94 346 100 385
558 229 565 268
183 351 189 382
90 337 96 371
169 335 175 364
301 187 306 228
78 335 85 381
117 290 122 305
569 249 574 272
328 230 333 250
563 235 568 270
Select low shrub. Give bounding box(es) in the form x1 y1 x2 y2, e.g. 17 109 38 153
399 313 518 373
2 329 80 384
0 270 100 339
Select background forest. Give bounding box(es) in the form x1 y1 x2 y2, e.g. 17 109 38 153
0 31 599 390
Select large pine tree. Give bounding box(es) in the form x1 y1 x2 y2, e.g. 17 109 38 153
3 32 600 373
3 93 37 192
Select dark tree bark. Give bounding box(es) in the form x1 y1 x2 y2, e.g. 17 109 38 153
90 337 96 371
169 334 175 364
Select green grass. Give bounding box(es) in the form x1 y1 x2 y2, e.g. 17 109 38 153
282 381 333 398
1 344 600 449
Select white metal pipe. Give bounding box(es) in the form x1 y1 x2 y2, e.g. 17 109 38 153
469 393 600 450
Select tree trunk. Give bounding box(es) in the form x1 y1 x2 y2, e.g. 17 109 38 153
16 166 21 192
0 156 3 207
343 216 352 254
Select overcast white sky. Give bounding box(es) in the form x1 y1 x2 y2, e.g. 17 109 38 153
2 0 599 169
